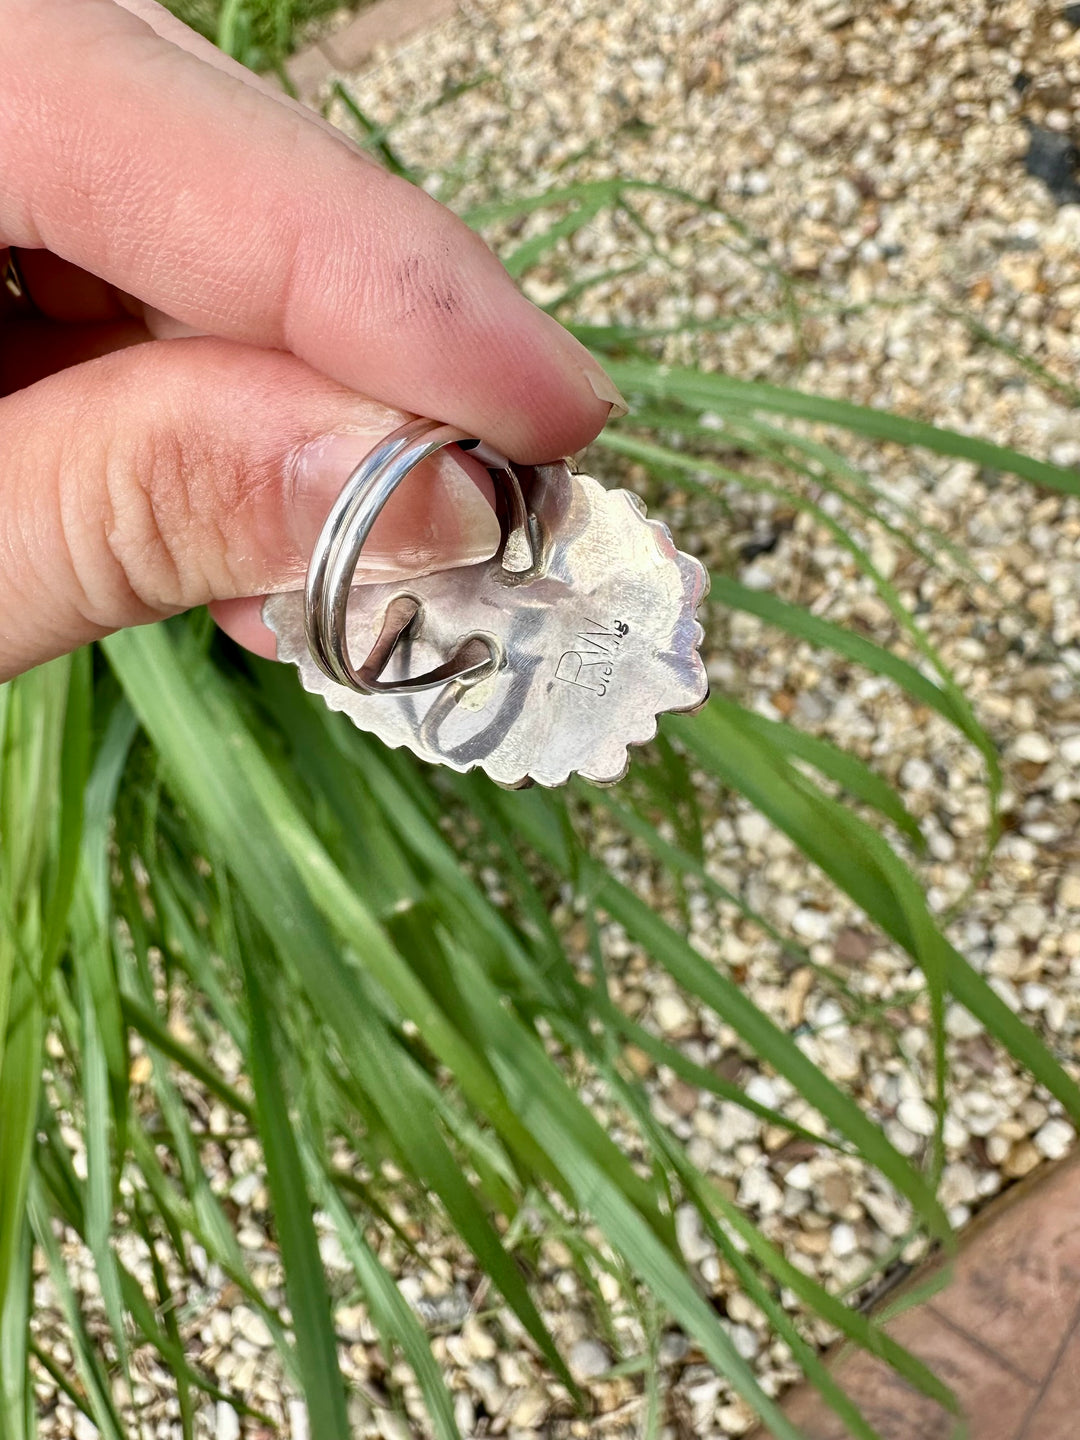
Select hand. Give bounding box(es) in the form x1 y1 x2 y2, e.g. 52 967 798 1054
0 0 625 680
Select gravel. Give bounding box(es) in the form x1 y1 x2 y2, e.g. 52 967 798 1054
32 1 1080 1436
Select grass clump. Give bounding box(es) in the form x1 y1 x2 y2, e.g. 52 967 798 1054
164 0 344 72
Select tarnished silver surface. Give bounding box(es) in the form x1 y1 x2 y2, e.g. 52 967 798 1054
264 462 709 788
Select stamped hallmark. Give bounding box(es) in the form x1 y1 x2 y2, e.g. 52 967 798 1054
554 619 629 696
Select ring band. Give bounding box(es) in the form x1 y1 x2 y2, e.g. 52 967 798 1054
304 417 535 696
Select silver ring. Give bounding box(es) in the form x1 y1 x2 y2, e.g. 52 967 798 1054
304 417 535 696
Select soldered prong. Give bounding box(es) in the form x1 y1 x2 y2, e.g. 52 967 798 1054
357 590 498 695
495 465 536 573
356 593 421 689
460 440 536 573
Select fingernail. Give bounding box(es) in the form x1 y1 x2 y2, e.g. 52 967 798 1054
585 368 629 419
283 431 501 587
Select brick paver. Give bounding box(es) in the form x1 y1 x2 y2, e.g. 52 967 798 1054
1015 1310 1080 1440
285 0 459 99
757 1152 1080 1440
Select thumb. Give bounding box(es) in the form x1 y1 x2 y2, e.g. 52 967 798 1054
0 337 501 681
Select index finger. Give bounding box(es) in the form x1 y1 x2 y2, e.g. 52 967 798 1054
0 0 625 460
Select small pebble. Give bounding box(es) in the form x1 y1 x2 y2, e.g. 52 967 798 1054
939 1163 978 1209
1024 126 1080 207
376 1414 411 1440
731 1323 761 1361
232 1307 272 1349
830 1223 858 1259
654 992 693 1035
897 1098 937 1138
453 1394 476 1432
1003 1140 1042 1179
900 758 935 791
659 1329 691 1365
215 1404 240 1440
739 1166 785 1216
676 1203 715 1265
1034 1119 1074 1161
945 1004 983 1040
568 1340 611 1381
510 1387 550 1428
745 1074 780 1109
785 1162 813 1192
793 907 832 941
862 1190 910 1239
1012 732 1054 764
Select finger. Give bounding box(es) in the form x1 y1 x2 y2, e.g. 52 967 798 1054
2 0 625 461
16 0 382 342
111 0 376 144
209 596 282 660
81 0 389 344
0 336 499 681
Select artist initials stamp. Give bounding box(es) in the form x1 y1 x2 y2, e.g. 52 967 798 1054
554 619 629 697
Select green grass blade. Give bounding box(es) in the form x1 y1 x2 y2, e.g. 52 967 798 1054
104 624 577 1395
596 426 1002 853
118 992 252 1119
28 1177 125 1440
582 782 809 960
708 577 975 735
75 951 132 1387
614 1080 926 1438
128 1125 298 1376
244 954 352 1440
601 869 949 1235
133 1208 194 1440
718 411 983 581
599 431 976 713
463 177 667 227
611 1014 842 1151
315 1178 462 1440
713 695 925 850
0 1219 33 1440
667 1119 956 1422
672 705 1080 1122
497 785 952 1240
0 958 43 1345
601 359 1080 495
41 646 91 974
441 940 803 1438
503 191 616 277
0 661 71 1322
330 81 418 182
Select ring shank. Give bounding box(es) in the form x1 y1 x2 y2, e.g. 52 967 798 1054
303 417 531 696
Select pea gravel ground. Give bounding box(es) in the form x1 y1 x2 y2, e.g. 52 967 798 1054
37 2 1080 1436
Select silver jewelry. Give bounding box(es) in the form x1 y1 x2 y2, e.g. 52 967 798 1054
266 417 709 787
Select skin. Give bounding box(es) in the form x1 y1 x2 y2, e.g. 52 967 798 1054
0 0 623 677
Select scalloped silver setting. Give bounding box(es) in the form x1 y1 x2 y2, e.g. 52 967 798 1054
264 464 709 788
